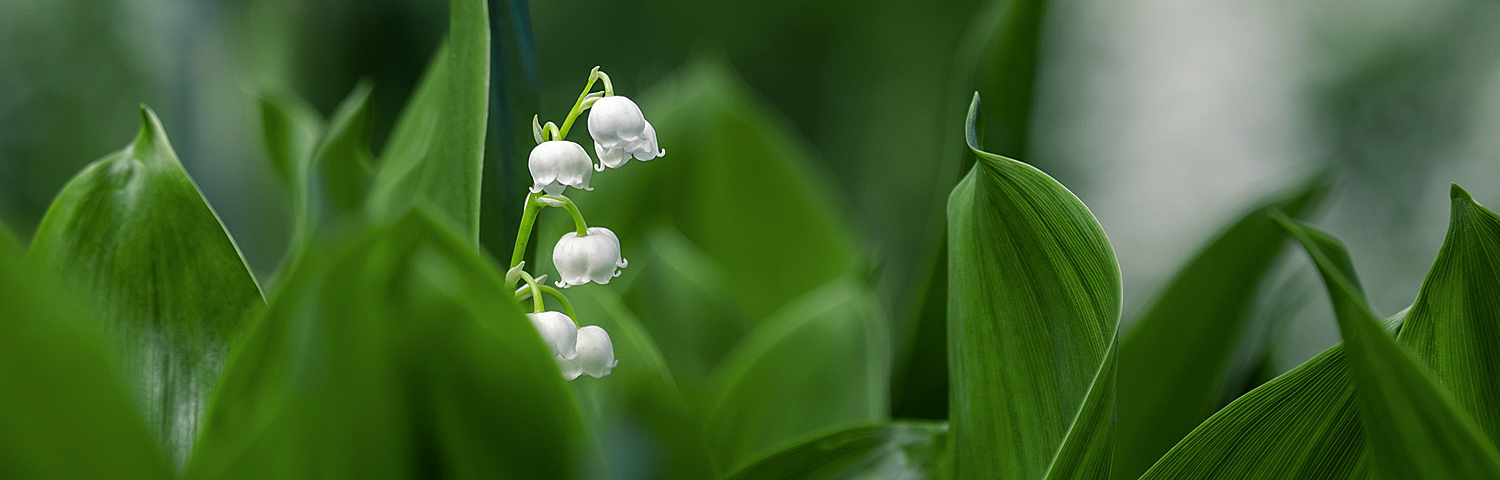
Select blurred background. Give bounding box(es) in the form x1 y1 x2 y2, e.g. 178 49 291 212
3 0 1500 428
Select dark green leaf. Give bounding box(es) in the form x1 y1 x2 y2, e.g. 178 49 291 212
946 93 1119 479
724 422 948 480
256 90 322 190
26 107 265 465
703 279 891 473
1278 214 1500 478
1113 171 1331 478
1397 185 1500 445
477 0 541 260
566 286 718 480
368 0 490 243
0 220 174 480
187 211 588 479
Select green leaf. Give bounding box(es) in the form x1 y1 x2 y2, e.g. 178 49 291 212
368 0 490 244
724 422 948 480
26 106 266 466
618 226 752 392
187 211 588 479
477 0 541 260
307 80 375 222
946 93 1119 479
1397 185 1500 445
565 286 718 480
1113 171 1331 478
703 279 891 473
1139 341 1373 479
256 90 322 191
0 221 175 480
570 61 859 320
1277 213 1500 478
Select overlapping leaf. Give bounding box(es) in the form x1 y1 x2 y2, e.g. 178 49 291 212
1113 171 1330 478
26 107 265 465
0 222 174 480
724 422 948 480
702 279 892 473
187 211 587 479
946 93 1119 479
1278 211 1500 478
1396 185 1500 445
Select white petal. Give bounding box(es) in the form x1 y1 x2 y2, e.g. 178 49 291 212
575 326 618 378
594 142 632 169
587 96 646 145
556 355 583 380
525 311 578 359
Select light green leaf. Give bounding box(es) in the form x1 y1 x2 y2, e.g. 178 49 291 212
1113 171 1331 478
570 61 859 320
1397 185 1500 445
724 422 948 480
26 107 265 466
1278 213 1500 478
566 286 718 480
703 279 891 473
187 211 588 479
946 93 1119 479
0 221 175 480
368 0 489 244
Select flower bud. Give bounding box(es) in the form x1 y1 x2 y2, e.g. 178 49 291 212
587 96 663 169
525 311 578 359
528 140 594 195
572 325 618 378
552 227 628 288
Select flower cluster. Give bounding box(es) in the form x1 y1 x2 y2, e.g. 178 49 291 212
508 67 662 380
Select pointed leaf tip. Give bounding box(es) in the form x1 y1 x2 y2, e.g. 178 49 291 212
1451 183 1474 202
965 93 983 152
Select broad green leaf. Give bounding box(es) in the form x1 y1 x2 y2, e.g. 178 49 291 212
368 0 490 243
1397 185 1500 444
724 422 948 480
566 286 718 480
703 279 891 473
1044 342 1117 480
946 93 1119 479
1113 171 1331 478
1278 214 1500 478
571 61 859 320
0 222 175 480
26 107 265 466
1139 342 1372 479
187 211 587 479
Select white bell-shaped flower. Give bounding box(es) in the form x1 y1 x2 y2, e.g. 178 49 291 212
528 140 594 195
572 325 618 378
553 227 628 288
588 96 663 169
525 311 578 360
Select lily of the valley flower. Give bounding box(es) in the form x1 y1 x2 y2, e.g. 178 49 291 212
525 311 578 360
528 140 594 195
557 326 618 380
553 227 627 288
587 96 663 169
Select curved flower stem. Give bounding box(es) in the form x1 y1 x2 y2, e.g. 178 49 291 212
557 67 602 139
541 194 589 236
509 192 542 268
516 270 545 313
597 71 614 96
514 284 577 322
